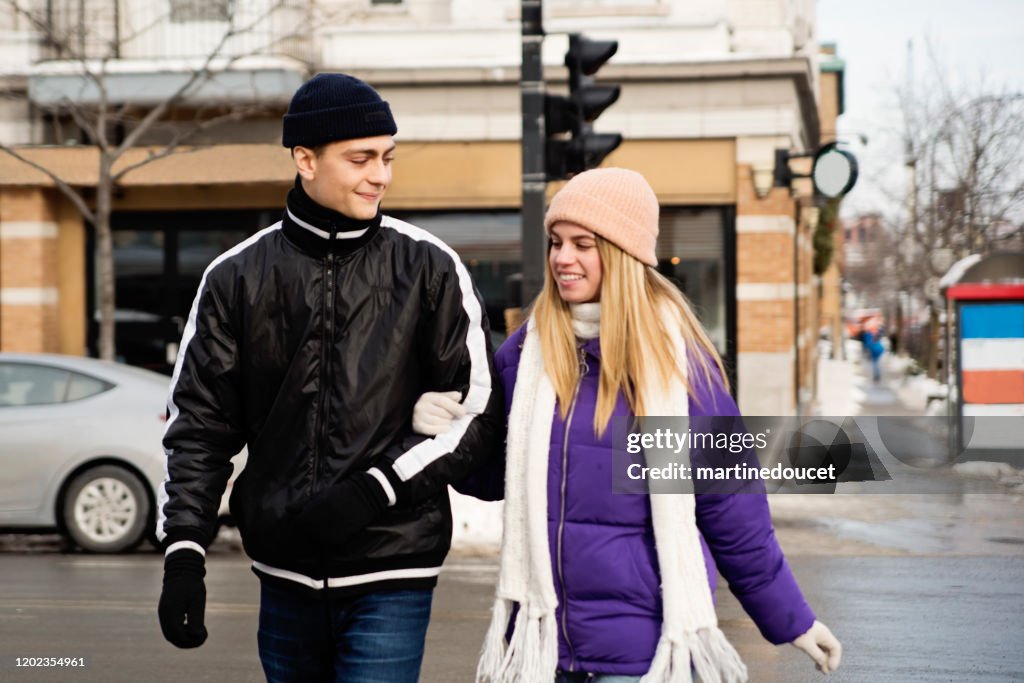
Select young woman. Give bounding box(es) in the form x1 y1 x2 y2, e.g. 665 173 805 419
415 168 841 682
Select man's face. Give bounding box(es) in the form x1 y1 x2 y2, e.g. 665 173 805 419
294 136 395 220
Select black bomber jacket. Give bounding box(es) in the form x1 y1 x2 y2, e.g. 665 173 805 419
157 182 503 595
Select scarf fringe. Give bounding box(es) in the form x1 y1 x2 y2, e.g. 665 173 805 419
476 598 511 683
641 634 693 683
640 628 748 683
476 601 559 683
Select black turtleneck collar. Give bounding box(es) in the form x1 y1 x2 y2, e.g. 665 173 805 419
282 175 383 257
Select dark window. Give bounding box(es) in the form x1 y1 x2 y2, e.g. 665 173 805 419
170 0 231 23
390 211 521 347
389 207 729 357
92 209 272 374
657 208 727 356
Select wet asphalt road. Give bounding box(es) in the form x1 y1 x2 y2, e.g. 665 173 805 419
1 540 1023 682
3 364 1021 681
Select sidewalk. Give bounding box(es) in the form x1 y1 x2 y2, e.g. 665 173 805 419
772 346 1024 558
814 343 931 418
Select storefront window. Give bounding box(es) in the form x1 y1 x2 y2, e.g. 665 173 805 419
178 231 249 277
391 211 522 346
94 210 269 372
96 206 731 374
656 208 726 355
392 207 729 357
111 230 166 319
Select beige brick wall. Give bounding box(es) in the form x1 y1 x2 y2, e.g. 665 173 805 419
819 71 841 143
737 299 795 353
738 232 794 283
735 164 819 414
736 164 800 356
0 188 62 353
0 305 57 352
1 187 58 223
56 201 86 355
797 209 818 406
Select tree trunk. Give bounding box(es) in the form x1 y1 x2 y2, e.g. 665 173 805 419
927 306 940 380
892 299 903 355
96 159 116 361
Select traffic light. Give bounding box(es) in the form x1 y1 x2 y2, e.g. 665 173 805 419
543 93 575 179
545 33 622 180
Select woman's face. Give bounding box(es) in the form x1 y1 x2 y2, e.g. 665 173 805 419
548 222 603 303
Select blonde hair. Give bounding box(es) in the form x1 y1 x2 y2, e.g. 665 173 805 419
532 235 728 437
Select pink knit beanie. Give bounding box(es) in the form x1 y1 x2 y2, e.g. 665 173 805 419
544 167 659 266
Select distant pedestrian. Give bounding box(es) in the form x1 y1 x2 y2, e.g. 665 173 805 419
415 168 842 681
863 317 885 383
156 72 504 682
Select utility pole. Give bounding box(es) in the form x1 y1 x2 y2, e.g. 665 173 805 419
520 0 547 305
903 39 918 363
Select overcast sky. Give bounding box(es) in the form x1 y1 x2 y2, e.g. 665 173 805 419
816 0 1024 217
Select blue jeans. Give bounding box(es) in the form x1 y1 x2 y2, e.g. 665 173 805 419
555 674 641 683
257 581 433 683
870 355 882 382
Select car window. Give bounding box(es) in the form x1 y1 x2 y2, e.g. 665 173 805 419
0 363 115 407
0 363 71 406
66 372 113 401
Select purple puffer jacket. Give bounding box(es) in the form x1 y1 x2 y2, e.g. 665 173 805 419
466 325 815 676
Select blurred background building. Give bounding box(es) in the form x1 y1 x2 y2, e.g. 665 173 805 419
0 0 845 416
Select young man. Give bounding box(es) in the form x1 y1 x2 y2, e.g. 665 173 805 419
156 73 503 682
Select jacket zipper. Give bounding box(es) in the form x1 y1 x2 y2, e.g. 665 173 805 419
312 250 336 496
556 343 588 671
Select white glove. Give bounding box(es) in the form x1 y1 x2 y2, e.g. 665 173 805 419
411 391 466 436
790 620 842 675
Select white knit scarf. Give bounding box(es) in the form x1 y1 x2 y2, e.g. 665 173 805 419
476 304 748 683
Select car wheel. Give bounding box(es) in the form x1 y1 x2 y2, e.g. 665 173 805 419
62 465 150 553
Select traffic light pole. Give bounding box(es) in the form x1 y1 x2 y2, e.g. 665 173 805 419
520 0 547 305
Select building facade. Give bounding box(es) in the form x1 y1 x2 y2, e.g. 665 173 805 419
0 0 844 415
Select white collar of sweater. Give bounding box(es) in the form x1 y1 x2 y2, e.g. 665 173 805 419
570 302 601 340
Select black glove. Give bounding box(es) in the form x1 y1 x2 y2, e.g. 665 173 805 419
291 471 390 545
158 549 208 649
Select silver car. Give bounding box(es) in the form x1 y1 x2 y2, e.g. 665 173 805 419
0 353 242 553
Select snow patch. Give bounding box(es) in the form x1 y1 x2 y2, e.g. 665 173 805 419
814 355 866 416
952 461 1018 480
449 488 502 554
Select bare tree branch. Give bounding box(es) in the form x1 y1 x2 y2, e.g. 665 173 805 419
4 0 108 93
114 0 298 157
55 97 102 147
860 47 1024 373
1 0 331 360
0 144 95 223
111 104 272 182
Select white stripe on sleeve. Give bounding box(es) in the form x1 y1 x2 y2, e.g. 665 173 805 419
379 216 493 483
156 223 282 542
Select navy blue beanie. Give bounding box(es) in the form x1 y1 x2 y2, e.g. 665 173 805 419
282 73 397 148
